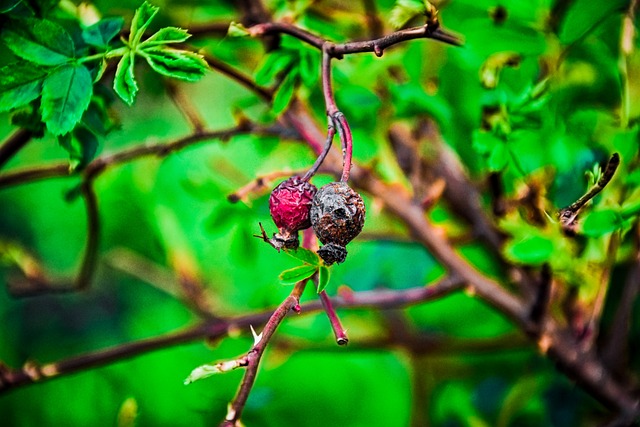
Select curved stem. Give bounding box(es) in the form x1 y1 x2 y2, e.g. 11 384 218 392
302 117 335 181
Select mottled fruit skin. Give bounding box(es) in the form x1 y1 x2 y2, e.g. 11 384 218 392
310 182 365 265
268 176 317 249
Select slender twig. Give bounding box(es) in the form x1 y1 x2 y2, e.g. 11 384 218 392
318 284 349 345
528 263 552 329
0 276 461 394
164 80 207 134
302 118 335 181
228 169 305 203
220 228 315 426
76 181 100 290
362 0 384 38
203 54 273 101
0 129 32 170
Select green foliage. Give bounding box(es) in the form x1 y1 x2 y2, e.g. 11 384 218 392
41 64 93 135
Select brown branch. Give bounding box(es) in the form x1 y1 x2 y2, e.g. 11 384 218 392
203 54 273 101
361 0 384 39
0 129 33 170
0 276 461 394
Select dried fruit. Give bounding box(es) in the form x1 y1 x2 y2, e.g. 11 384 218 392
263 176 317 250
310 182 365 265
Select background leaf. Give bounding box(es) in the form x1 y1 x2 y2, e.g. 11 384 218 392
40 63 93 135
504 235 553 265
82 17 125 49
284 247 320 266
317 265 330 293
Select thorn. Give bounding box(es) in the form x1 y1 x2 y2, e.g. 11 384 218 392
250 324 263 346
292 304 301 313
374 44 383 57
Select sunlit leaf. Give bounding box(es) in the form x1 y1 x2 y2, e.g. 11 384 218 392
114 52 138 105
142 48 208 81
129 1 160 46
228 21 250 37
142 27 190 46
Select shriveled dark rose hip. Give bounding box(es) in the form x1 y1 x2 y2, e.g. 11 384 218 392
266 176 317 250
310 182 365 265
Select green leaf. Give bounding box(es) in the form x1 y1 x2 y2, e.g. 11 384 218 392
279 264 317 285
114 52 138 105
504 235 553 265
488 142 509 172
41 63 93 135
582 209 622 237
142 27 190 46
298 47 319 88
284 247 320 266
142 48 208 81
228 21 250 37
389 0 427 29
129 1 159 46
2 18 74 66
254 50 296 86
82 17 124 49
0 62 46 112
184 359 245 385
271 70 297 115
558 0 628 45
317 265 330 293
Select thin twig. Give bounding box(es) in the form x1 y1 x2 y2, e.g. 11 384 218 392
318 285 348 345
164 80 207 134
0 129 32 170
0 277 461 394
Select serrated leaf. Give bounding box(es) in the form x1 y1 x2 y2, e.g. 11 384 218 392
272 70 297 115
82 17 124 49
142 27 190 46
228 21 250 37
279 264 317 285
129 1 159 46
581 209 622 237
0 62 47 112
142 48 207 81
114 52 138 105
2 18 74 66
284 247 320 266
317 265 330 293
41 63 93 135
504 235 553 265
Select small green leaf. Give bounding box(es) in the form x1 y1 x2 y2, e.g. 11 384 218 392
504 235 553 265
228 21 250 37
184 359 245 385
82 17 124 49
2 18 74 66
298 48 319 88
142 27 190 46
271 70 297 115
142 48 208 81
0 62 47 112
317 265 330 293
114 52 138 105
582 209 623 237
129 1 159 46
41 63 93 135
279 264 317 285
284 247 320 266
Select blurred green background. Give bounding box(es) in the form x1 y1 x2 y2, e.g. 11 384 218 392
1 0 639 425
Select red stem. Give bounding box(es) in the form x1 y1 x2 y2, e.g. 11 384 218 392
319 289 348 345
